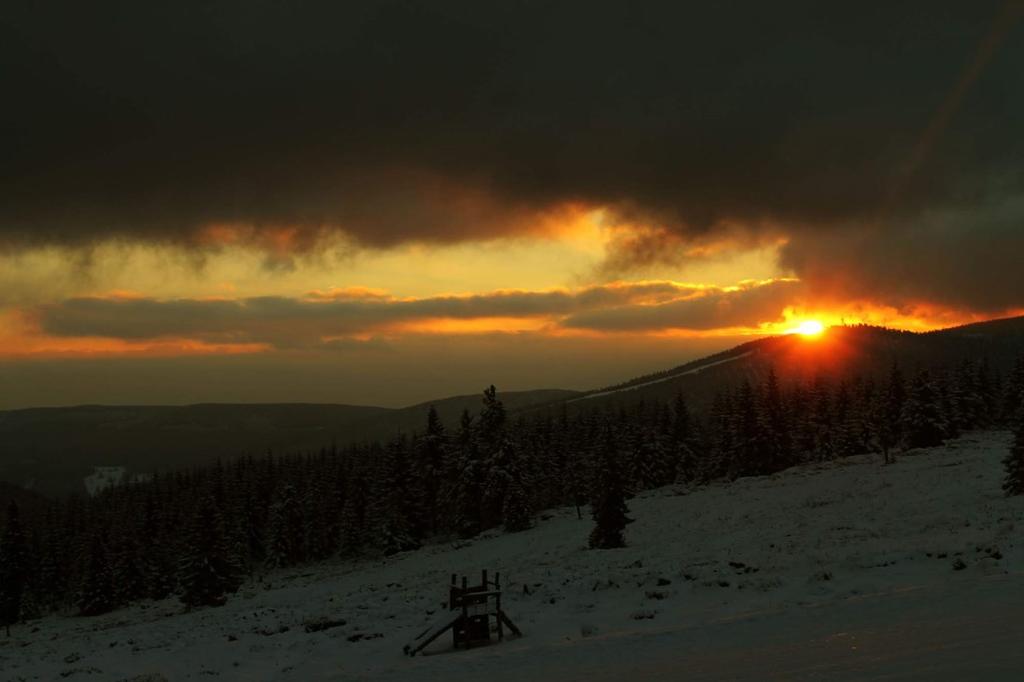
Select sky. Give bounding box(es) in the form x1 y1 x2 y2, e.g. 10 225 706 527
1 1 1023 409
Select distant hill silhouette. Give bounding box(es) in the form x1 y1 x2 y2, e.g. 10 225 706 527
0 390 576 495
3 315 1022 495
540 316 1024 417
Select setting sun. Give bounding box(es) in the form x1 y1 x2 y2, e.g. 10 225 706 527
790 320 825 337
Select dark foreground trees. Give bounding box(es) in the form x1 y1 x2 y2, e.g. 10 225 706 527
179 495 242 608
589 430 632 549
5 351 1022 617
1003 412 1024 497
0 502 28 635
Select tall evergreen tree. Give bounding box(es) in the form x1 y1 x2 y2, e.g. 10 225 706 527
734 380 762 477
876 363 906 464
671 392 699 484
266 483 305 568
416 405 448 536
1003 412 1024 497
1003 356 1024 425
339 465 369 554
179 494 242 609
452 409 484 538
0 502 29 636
589 429 632 549
759 369 793 472
502 472 533 533
901 370 947 449
810 377 835 460
77 531 115 616
371 436 421 556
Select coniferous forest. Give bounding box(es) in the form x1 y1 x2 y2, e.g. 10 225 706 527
1 356 1023 627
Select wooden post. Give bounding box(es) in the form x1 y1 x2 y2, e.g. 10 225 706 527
494 571 504 640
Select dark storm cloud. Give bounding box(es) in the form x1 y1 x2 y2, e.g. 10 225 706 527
778 198 1024 312
3 1 1022 260
5 2 1024 315
33 280 792 344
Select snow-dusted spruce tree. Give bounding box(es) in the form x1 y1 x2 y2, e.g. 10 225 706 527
301 473 334 562
371 436 421 556
139 489 176 600
1004 356 1024 425
478 385 510 530
502 478 532 533
340 466 369 554
759 368 794 473
109 522 146 607
179 494 242 609
810 377 835 460
78 532 115 616
589 428 632 549
452 408 484 538
0 502 28 636
265 482 304 568
901 370 947 449
670 391 696 484
415 405 448 536
1003 413 1024 496
871 364 905 465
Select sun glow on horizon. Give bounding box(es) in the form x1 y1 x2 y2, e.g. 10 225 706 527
788 320 825 337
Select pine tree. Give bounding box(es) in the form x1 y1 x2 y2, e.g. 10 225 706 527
810 377 834 460
0 502 29 636
759 368 793 472
589 429 632 549
1003 356 1024 425
1003 412 1024 497
556 408 586 519
77 532 115 616
478 385 506 454
706 392 736 481
371 436 421 556
671 392 698 485
452 409 484 538
302 471 335 562
34 507 69 611
734 380 762 477
502 478 532 533
179 494 242 609
109 522 145 608
876 363 906 464
901 370 947 450
266 482 305 568
416 405 448 536
339 465 369 554
477 386 511 529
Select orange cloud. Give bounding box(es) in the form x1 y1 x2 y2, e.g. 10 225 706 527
0 309 268 358
4 276 1020 361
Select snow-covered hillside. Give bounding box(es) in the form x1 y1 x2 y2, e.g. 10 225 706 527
3 432 1023 681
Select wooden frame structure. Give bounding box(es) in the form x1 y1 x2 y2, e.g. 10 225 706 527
404 570 522 656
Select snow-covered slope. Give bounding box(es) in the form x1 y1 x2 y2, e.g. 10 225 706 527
3 432 1023 681
569 351 753 402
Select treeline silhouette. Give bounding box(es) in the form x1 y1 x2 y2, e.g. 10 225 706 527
2 357 1024 627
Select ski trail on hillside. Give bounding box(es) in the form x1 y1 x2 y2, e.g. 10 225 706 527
570 351 753 402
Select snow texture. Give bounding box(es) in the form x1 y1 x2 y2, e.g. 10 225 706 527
569 351 752 401
2 431 1023 680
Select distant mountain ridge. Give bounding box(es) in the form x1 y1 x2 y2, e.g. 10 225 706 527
538 316 1024 418
3 315 1023 496
0 389 578 495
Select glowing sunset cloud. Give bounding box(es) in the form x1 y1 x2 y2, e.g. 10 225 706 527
1 3 1022 409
